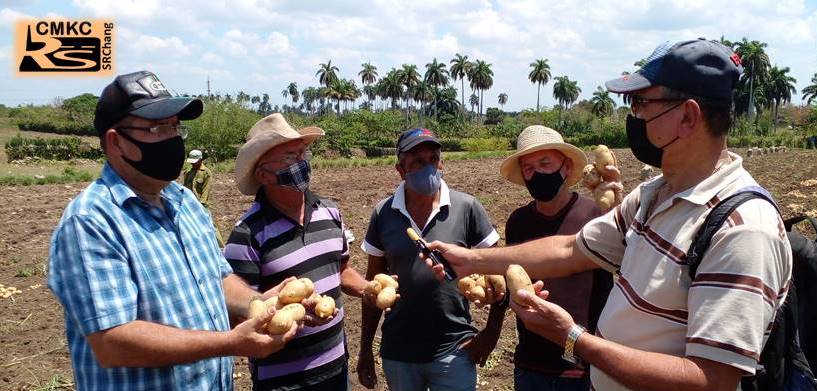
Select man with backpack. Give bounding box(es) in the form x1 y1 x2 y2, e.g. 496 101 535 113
424 39 798 390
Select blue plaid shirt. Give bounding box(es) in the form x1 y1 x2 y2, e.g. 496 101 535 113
48 163 233 391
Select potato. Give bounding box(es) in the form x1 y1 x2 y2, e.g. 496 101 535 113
582 164 601 190
373 274 399 289
263 295 283 310
299 278 315 295
267 303 306 334
593 186 616 211
278 279 314 305
457 276 477 296
506 264 535 305
314 295 336 319
365 280 383 296
248 298 268 319
376 286 398 310
593 145 618 176
484 274 507 304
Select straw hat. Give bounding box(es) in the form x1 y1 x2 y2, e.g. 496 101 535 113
500 125 586 187
234 113 324 195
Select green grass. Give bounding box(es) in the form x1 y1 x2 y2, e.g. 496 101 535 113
0 166 96 186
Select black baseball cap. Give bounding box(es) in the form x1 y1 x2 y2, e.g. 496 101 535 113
396 127 442 155
94 70 203 136
606 38 743 100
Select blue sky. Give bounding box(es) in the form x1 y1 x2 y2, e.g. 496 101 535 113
1 0 816 111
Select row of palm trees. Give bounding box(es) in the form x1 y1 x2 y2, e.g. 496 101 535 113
240 39 817 126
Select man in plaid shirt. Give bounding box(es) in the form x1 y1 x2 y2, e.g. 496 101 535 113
48 71 296 390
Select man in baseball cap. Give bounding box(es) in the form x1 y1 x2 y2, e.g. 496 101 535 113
423 39 792 391
49 71 294 391
358 127 501 390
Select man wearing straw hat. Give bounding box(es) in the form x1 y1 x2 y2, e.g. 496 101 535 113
485 125 618 391
224 113 369 390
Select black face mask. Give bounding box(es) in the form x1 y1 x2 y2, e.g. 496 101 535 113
117 130 186 181
626 101 685 167
524 160 565 202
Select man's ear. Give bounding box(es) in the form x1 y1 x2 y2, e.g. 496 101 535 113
395 163 406 180
679 99 702 138
103 129 121 156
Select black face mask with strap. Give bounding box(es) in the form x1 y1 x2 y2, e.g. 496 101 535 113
117 130 186 181
524 159 565 202
626 101 685 167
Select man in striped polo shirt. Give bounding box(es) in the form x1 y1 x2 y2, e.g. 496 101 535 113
224 113 369 390
425 39 792 391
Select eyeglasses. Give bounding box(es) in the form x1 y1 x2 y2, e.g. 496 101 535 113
260 150 313 168
629 96 686 115
119 124 190 139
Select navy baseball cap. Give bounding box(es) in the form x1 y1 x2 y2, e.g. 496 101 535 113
94 70 203 136
396 128 442 155
606 38 743 100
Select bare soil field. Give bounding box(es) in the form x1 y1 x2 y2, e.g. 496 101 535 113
1 148 816 390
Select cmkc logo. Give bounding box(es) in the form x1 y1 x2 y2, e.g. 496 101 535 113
15 19 114 76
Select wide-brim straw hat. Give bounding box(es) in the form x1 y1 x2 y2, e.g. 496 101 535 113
235 113 324 195
500 125 587 187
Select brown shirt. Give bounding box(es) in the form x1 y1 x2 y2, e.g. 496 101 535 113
506 193 612 376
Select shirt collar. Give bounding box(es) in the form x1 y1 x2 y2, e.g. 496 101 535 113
642 150 743 211
391 178 451 213
101 162 184 210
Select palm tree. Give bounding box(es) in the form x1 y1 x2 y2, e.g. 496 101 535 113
802 73 817 105
590 86 615 117
316 60 339 87
286 82 299 108
553 76 581 123
450 53 470 114
424 58 449 119
400 64 420 115
498 93 508 110
280 88 289 111
412 81 434 122
468 59 493 118
359 62 378 108
380 69 404 109
469 93 479 115
735 38 770 120
528 58 551 111
766 66 797 127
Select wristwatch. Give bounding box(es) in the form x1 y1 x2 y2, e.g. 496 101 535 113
562 324 586 364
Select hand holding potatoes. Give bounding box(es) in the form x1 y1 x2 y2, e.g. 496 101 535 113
363 274 400 311
230 303 298 358
505 264 535 306
582 145 623 212
457 274 506 306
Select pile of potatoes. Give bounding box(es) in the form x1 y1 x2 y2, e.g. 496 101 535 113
364 274 400 310
582 145 619 211
248 278 336 335
457 274 506 304
0 284 21 299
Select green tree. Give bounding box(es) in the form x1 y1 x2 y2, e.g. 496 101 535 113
529 58 551 112
450 53 470 114
380 69 404 109
400 64 420 116
359 62 378 108
424 58 449 119
801 73 817 105
498 93 508 110
469 93 479 114
590 86 615 117
287 82 299 108
735 38 770 120
316 60 339 87
553 76 581 124
468 59 493 119
766 65 797 127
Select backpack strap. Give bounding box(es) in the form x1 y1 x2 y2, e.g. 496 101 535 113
686 187 778 280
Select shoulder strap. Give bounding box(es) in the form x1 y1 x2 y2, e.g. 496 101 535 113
784 215 817 236
686 187 778 280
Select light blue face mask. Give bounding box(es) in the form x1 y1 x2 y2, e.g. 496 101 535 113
405 164 442 196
